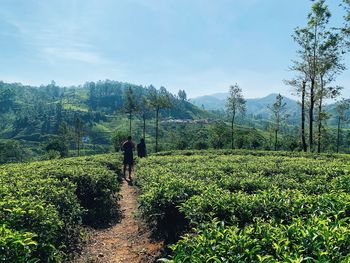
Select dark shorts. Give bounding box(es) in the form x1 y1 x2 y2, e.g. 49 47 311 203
123 154 134 165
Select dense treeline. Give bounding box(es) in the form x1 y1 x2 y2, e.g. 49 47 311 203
2 77 350 165
1 79 309 165
0 80 213 163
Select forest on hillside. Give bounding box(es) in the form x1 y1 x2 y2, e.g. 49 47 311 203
0 80 217 163
0 80 298 164
1 76 350 166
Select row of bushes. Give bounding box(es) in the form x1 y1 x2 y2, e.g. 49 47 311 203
136 150 350 261
0 153 121 262
152 149 346 160
170 217 350 262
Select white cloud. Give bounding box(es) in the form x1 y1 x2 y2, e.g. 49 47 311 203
42 47 108 64
0 2 113 65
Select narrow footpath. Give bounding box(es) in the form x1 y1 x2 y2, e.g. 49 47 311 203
75 178 163 263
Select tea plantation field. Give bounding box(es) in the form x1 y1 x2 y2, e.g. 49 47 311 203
136 150 350 262
0 154 121 262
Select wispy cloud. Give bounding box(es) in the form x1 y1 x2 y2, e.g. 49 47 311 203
0 2 112 66
42 47 108 64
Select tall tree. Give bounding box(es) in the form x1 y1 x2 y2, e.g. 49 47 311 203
74 116 84 156
54 99 63 133
123 87 138 136
58 121 71 157
148 86 172 152
178 89 187 101
336 98 350 153
87 81 98 110
285 73 308 152
225 84 246 149
315 28 345 153
139 96 151 140
209 121 231 149
268 94 287 151
343 0 350 46
293 0 331 152
316 83 343 153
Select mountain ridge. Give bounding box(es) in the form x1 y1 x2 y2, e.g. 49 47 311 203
190 93 300 120
190 92 299 110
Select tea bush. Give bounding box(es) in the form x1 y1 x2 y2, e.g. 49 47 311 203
0 153 121 262
136 150 350 261
0 225 39 263
171 217 350 262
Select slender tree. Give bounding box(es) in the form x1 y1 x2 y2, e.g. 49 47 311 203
316 83 343 153
268 94 287 151
343 0 350 46
123 87 138 136
301 80 307 152
315 28 345 153
336 98 350 153
293 0 331 152
225 84 246 149
139 96 151 140
58 121 71 157
285 70 308 152
148 86 172 152
74 116 84 156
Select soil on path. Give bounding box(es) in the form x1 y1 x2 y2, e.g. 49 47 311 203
75 178 163 263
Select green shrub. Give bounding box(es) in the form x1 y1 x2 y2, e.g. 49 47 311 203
0 225 39 263
171 217 350 262
0 153 121 261
136 150 350 261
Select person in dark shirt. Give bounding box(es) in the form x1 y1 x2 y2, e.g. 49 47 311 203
137 138 147 158
122 136 135 180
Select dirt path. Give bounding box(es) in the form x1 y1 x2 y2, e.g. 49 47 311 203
75 178 163 263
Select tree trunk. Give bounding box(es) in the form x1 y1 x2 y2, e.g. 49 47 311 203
309 22 318 153
275 129 278 151
77 137 80 156
155 107 159 152
317 76 324 154
143 114 146 140
301 81 307 152
309 78 315 152
231 113 235 149
317 96 323 154
129 111 132 136
337 116 341 153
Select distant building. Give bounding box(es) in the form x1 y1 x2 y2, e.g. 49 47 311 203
161 119 218 124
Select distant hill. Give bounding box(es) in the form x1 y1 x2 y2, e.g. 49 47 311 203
191 92 350 127
191 93 300 120
246 93 300 120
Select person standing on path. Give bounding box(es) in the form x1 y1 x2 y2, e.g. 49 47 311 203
122 136 135 181
137 138 147 158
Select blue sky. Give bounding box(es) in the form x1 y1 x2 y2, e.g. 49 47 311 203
0 0 349 99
